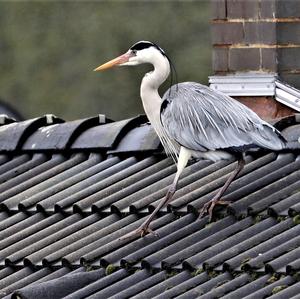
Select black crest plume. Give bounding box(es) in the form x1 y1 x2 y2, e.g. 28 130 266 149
130 41 178 96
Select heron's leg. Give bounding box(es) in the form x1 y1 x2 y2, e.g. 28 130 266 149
199 157 245 221
120 147 191 240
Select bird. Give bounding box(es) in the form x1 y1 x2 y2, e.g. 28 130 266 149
94 41 288 239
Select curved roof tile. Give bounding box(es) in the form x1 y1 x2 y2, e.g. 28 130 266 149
0 114 300 298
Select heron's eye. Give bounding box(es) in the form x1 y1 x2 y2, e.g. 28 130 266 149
132 50 137 55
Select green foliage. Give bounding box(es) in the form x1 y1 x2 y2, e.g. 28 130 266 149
293 214 300 225
271 285 287 295
267 274 279 284
105 264 116 275
0 1 211 120
192 268 205 276
166 271 178 279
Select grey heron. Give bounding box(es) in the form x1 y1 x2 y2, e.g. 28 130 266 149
94 41 287 239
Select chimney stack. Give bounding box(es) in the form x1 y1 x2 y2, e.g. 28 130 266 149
210 0 300 119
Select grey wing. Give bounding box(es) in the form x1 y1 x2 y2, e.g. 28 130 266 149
161 82 286 152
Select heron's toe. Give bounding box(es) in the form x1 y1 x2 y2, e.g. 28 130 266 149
119 225 159 240
198 199 232 222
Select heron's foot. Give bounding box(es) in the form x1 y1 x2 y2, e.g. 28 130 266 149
198 199 231 222
119 224 159 240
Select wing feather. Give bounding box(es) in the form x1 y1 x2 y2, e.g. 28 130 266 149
161 82 285 152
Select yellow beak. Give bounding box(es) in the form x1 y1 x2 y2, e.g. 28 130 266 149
93 52 131 71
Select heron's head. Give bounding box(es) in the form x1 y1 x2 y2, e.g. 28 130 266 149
94 41 167 71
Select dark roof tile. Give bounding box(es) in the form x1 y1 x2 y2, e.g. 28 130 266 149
108 123 160 153
0 155 10 167
184 217 276 271
242 223 300 272
282 124 300 142
242 275 296 299
10 267 102 299
154 272 210 299
268 190 300 217
169 158 237 212
45 156 121 213
176 271 232 299
221 274 272 299
0 154 64 202
272 113 300 131
48 156 136 214
61 214 141 267
19 154 104 213
0 115 16 126
0 153 87 212
136 270 193 299
207 153 279 208
70 115 147 150
227 226 300 272
248 168 300 216
2 213 78 266
289 201 300 216
0 114 300 298
0 154 32 180
23 213 104 267
267 281 300 298
41 214 120 267
266 247 300 273
25 153 103 212
105 214 200 269
110 270 168 299
78 156 159 213
186 153 280 214
199 273 252 299
161 216 237 270
0 213 63 266
109 157 175 213
22 115 108 151
80 214 175 267
0 213 47 248
0 115 63 151
0 212 9 223
208 218 295 272
0 212 27 231
62 269 128 299
0 267 15 281
84 269 152 299
1 267 53 298
228 153 297 217
127 159 213 214
287 258 300 275
0 154 48 186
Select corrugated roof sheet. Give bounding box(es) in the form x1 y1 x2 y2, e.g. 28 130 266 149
1 113 300 298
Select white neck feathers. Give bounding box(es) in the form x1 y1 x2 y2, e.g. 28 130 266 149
140 53 170 124
139 52 179 161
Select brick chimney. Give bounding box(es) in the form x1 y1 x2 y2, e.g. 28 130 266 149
210 0 300 120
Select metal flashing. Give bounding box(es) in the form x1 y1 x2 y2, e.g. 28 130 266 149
275 81 300 112
209 74 300 112
209 73 276 96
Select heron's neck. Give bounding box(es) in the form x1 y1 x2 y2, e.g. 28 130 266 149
140 56 170 130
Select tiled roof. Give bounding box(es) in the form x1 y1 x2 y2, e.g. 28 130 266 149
1 113 300 298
